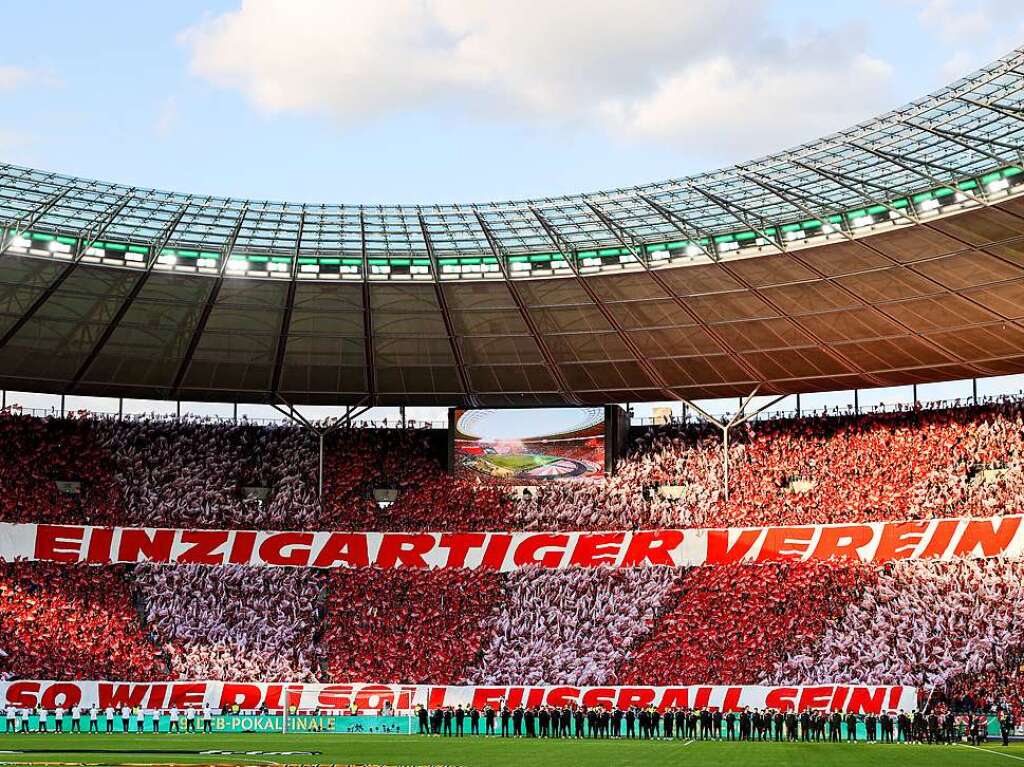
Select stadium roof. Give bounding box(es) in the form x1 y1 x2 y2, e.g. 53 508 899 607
2 49 1024 406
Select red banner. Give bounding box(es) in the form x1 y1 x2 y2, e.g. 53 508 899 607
0 680 918 713
0 515 1020 571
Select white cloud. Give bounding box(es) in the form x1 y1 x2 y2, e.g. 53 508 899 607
916 0 1024 76
0 65 46 92
602 34 894 155
181 0 897 155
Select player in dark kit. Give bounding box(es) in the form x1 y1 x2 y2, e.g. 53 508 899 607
500 705 510 737
829 711 842 742
454 705 465 737
1000 711 1015 747
865 713 877 742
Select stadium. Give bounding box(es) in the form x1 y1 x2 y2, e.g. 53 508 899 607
3 6 1024 766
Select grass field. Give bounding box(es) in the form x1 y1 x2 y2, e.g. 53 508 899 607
482 454 558 471
0 733 1021 766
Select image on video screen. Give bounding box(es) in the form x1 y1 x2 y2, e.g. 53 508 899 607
453 408 605 483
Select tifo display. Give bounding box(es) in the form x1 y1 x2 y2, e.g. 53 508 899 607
1 401 1024 735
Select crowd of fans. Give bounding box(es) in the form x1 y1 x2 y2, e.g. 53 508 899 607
768 559 1024 692
0 401 1023 714
321 568 505 684
466 566 679 686
618 562 877 686
134 564 325 682
0 562 164 681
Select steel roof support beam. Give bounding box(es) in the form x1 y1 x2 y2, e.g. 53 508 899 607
169 204 250 398
68 200 193 392
582 200 651 268
359 211 377 406
532 205 687 403
0 184 72 253
636 193 720 261
271 394 371 498
786 159 1024 372
0 190 138 353
674 386 790 500
959 96 1024 122
474 210 581 405
737 168 999 378
593 195 768 388
684 183 891 389
846 140 995 209
418 213 476 407
269 209 306 398
685 182 787 253
903 119 1022 167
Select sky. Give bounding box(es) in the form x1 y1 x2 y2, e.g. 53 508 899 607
3 0 1024 422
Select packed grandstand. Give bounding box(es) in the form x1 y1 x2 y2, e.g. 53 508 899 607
2 35 1024 759
1 399 1023 719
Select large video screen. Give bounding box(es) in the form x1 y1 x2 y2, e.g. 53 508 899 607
452 407 605 482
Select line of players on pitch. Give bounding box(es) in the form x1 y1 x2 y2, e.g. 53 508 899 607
3 706 217 734
415 705 1016 746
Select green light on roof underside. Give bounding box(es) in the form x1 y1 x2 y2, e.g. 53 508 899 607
30 164 1017 272
319 258 341 265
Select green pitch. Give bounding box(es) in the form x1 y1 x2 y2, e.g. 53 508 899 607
0 733 1020 766
482 454 559 471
